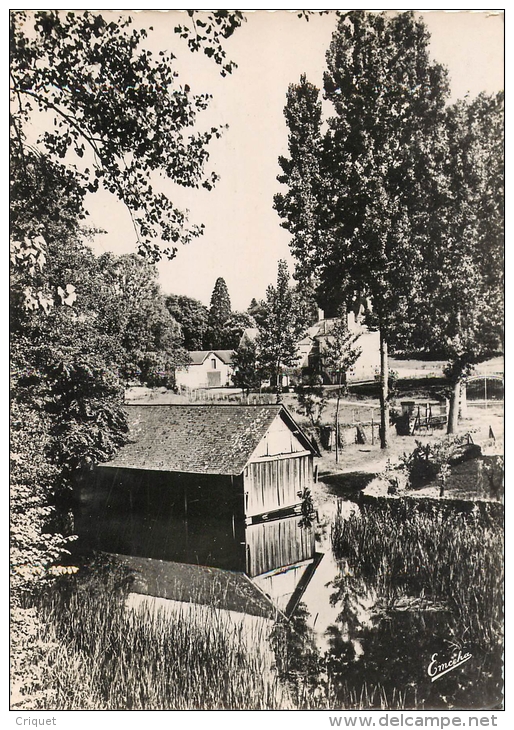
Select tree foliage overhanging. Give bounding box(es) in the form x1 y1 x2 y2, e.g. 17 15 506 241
10 7 246 594
10 9 245 706
10 9 246 261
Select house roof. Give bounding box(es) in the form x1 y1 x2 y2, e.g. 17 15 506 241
102 404 317 475
188 350 235 365
306 318 341 339
239 327 259 345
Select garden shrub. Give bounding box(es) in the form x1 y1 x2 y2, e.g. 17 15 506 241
399 439 454 488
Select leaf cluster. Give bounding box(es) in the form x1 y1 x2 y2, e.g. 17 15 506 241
10 10 228 260
165 293 210 351
232 337 261 395
174 10 246 77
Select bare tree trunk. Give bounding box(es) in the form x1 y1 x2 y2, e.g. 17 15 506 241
275 361 283 404
335 370 342 463
447 377 461 434
379 330 389 449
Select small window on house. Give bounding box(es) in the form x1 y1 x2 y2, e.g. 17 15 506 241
211 358 217 369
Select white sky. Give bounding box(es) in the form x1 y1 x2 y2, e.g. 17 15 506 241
74 10 504 310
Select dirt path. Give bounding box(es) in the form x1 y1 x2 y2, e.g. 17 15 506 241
311 403 503 507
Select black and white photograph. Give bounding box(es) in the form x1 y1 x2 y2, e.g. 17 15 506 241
10 6 504 716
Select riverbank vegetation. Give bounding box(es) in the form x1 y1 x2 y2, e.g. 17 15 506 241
330 499 503 708
15 560 286 710
16 559 416 710
15 489 503 711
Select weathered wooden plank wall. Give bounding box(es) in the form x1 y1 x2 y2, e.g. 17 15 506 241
245 516 315 577
74 467 246 571
244 455 312 516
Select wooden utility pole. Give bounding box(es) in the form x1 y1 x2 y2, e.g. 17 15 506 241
379 330 389 449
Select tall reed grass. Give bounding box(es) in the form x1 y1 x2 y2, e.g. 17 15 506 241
23 557 422 710
32 560 288 710
331 500 503 649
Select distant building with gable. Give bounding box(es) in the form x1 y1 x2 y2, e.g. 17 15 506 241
298 313 380 383
175 349 235 389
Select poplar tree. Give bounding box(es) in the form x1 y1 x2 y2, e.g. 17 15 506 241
275 11 450 447
274 75 326 285
258 260 306 401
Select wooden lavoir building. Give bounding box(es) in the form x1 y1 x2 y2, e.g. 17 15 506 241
75 404 320 581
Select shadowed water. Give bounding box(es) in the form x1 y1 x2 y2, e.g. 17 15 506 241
75 466 502 710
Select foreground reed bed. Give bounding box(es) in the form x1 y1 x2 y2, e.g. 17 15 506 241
20 557 421 711
329 498 503 709
32 561 288 710
18 497 502 710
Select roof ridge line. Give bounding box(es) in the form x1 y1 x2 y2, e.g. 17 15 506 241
123 402 282 407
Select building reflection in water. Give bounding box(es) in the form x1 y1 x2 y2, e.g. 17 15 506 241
77 500 322 619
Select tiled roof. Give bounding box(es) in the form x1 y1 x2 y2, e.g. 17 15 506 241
188 350 235 365
213 350 235 364
103 404 292 475
188 350 209 365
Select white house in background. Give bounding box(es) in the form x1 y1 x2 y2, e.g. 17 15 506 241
238 306 381 386
296 311 381 384
346 311 381 382
175 350 235 389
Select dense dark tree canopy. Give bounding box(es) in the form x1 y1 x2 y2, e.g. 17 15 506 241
96 253 189 385
274 75 325 285
394 92 504 432
318 11 450 325
10 231 129 587
165 293 210 351
293 280 321 329
205 277 232 349
247 298 268 329
232 337 261 395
